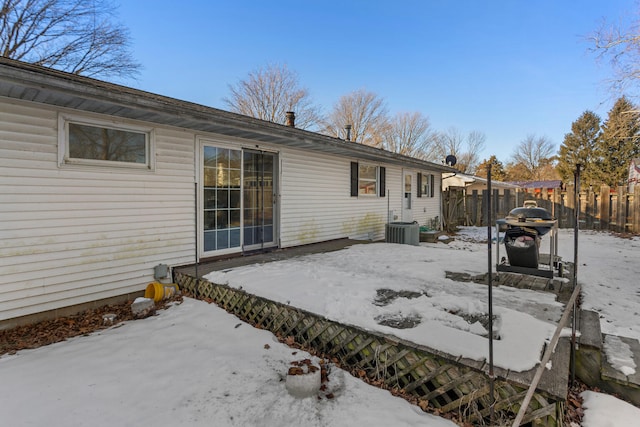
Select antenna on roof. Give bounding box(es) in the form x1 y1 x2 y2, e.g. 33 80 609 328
445 154 457 166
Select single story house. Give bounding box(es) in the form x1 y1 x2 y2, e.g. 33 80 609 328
508 180 563 201
442 172 522 195
0 58 455 326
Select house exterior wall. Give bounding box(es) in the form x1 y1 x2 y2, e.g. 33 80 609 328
411 173 442 227
279 149 394 245
279 152 441 246
0 96 443 323
0 98 196 322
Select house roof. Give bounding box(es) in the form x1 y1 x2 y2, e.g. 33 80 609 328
442 172 522 189
0 58 455 173
508 180 563 189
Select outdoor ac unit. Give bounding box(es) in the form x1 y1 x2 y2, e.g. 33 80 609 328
385 222 420 246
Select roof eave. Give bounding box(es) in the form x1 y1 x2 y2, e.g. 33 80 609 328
0 58 455 173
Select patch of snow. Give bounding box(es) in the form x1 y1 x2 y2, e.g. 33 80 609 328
0 298 456 427
581 391 640 427
206 240 561 372
604 335 637 376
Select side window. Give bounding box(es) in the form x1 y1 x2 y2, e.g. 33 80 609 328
61 115 153 169
358 164 378 195
418 173 436 198
350 162 385 197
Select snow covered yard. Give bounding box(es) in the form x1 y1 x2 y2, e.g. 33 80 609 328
0 297 455 427
205 231 564 373
0 227 639 426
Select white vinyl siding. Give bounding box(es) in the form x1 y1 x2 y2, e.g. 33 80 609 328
413 173 442 225
0 99 195 321
279 150 407 246
278 150 442 247
0 96 444 322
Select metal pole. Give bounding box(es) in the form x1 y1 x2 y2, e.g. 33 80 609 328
571 164 581 383
385 190 390 242
194 182 199 298
487 164 495 423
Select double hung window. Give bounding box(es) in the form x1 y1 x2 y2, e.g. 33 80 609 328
350 162 385 197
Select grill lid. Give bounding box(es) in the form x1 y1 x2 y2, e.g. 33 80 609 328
507 207 553 222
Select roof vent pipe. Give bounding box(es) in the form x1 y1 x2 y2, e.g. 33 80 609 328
345 124 352 141
285 111 295 127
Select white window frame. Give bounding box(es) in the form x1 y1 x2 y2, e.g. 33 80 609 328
358 163 378 196
58 113 155 170
421 173 432 197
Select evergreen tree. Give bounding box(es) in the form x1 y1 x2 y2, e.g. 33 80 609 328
596 96 640 187
476 155 507 181
557 110 601 186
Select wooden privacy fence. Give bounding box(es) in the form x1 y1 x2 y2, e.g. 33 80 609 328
446 185 640 233
175 271 567 426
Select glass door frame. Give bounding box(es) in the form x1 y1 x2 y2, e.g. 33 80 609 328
242 148 278 252
198 139 279 258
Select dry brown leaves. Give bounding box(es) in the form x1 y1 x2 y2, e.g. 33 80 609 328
0 296 182 356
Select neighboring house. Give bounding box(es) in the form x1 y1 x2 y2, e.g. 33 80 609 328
509 180 563 200
0 58 454 325
630 158 640 191
442 172 521 195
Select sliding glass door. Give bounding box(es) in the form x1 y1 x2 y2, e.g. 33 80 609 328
203 146 242 252
243 150 276 251
202 144 277 255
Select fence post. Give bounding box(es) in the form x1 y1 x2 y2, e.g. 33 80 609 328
481 190 488 226
586 188 595 228
635 186 640 233
471 190 479 226
617 186 626 232
566 184 575 228
504 189 511 216
600 185 610 230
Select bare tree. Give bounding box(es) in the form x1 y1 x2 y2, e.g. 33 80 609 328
509 134 557 180
0 0 140 80
589 8 640 96
381 111 434 157
224 63 323 130
431 127 486 173
461 130 486 174
322 89 388 147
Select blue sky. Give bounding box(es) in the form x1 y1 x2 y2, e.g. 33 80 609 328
117 0 634 163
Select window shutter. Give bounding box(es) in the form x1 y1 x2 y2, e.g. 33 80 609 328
430 174 435 197
379 167 386 197
417 173 422 197
350 162 358 197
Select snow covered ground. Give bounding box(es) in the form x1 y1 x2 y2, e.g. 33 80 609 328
0 227 638 426
205 229 559 372
0 297 456 427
